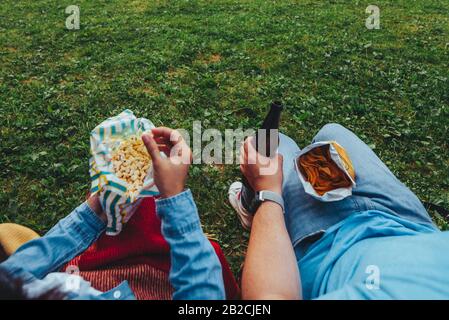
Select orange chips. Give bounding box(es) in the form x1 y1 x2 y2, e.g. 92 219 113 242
298 143 355 196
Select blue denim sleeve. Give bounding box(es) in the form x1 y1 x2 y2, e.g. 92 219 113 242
0 202 106 280
156 189 225 300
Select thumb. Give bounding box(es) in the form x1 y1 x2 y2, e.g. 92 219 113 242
142 133 162 163
277 153 283 165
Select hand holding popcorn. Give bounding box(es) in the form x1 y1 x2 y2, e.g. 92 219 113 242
142 127 192 199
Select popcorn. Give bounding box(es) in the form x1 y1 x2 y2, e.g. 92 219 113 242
111 135 152 200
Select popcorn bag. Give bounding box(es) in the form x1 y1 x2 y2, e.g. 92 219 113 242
294 141 356 202
89 110 160 235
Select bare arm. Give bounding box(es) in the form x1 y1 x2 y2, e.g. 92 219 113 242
240 137 301 300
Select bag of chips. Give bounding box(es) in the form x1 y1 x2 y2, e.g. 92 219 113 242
294 141 356 202
89 110 160 235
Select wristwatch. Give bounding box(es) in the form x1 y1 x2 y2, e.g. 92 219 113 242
255 190 285 212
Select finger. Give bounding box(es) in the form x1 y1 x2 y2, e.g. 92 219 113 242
169 140 192 165
151 127 184 145
157 144 171 156
246 136 258 153
142 134 162 163
245 136 258 165
239 144 245 165
278 154 284 166
243 136 258 155
151 127 173 139
243 145 248 164
153 136 170 145
243 137 249 154
240 138 250 164
151 132 172 147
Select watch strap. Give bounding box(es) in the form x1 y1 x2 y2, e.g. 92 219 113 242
257 190 285 212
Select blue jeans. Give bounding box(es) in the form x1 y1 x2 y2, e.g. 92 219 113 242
279 123 436 255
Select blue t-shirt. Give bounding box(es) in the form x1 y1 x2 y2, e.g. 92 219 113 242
298 210 449 299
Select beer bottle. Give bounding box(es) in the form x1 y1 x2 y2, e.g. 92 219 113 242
240 101 283 214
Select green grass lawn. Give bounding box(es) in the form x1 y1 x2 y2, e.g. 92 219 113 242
1 0 448 273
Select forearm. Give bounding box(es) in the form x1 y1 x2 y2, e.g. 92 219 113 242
242 202 301 300
0 201 106 279
164 225 225 300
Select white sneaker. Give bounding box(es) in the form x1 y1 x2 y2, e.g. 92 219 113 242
228 181 253 230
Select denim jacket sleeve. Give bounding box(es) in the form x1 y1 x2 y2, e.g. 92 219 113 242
0 202 106 280
1 190 225 300
156 189 225 300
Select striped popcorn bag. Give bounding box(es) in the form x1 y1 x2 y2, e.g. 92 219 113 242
89 110 160 235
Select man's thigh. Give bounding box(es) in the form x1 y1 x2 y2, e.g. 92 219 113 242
278 133 361 249
278 124 436 250
312 123 434 227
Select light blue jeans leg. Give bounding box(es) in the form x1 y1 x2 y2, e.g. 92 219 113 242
312 123 435 228
278 124 436 256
